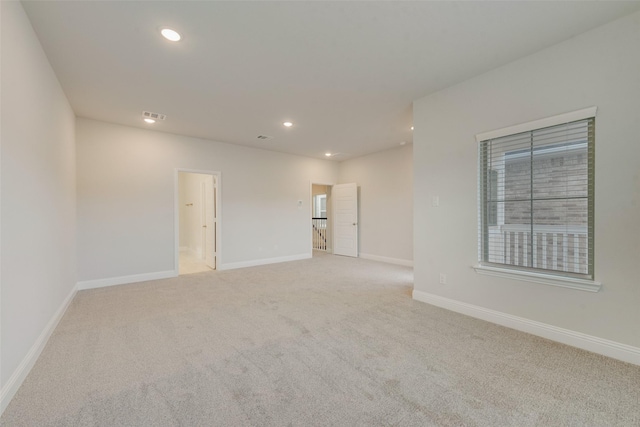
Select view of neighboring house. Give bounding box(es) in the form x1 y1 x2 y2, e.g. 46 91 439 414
483 120 591 274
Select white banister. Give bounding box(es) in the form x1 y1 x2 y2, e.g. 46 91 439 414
491 224 588 273
312 218 327 250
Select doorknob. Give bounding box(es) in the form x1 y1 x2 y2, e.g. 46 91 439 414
352 223 357 226
202 225 207 228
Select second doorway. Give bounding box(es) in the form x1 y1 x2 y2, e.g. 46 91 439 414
178 171 218 274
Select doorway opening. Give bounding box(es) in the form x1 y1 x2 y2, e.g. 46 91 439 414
176 170 220 275
311 183 332 256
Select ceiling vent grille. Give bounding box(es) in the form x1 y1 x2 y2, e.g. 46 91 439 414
143 111 166 121
257 135 273 140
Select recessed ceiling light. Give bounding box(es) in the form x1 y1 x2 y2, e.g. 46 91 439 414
161 28 181 42
144 118 156 124
283 121 293 127
411 126 414 131
325 152 332 157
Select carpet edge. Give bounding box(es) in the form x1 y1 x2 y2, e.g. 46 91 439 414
412 289 640 366
360 253 413 267
77 270 178 290
218 253 311 271
1 283 78 416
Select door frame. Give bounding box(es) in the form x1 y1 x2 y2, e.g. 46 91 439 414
175 169 221 274
309 181 335 254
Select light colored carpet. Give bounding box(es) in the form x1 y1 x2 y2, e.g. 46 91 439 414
2 254 639 426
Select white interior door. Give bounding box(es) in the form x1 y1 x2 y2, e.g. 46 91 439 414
204 176 216 269
333 183 358 257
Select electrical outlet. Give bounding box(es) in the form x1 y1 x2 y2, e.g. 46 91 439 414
439 273 447 284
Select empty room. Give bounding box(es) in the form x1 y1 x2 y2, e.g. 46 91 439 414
1 1 639 425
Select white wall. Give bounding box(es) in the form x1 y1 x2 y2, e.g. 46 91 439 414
338 145 413 264
76 118 338 280
1 0 76 401
413 11 640 347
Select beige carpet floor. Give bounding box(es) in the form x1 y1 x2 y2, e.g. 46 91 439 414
2 253 639 426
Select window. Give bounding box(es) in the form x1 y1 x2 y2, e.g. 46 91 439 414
478 113 595 282
313 194 327 218
487 169 498 226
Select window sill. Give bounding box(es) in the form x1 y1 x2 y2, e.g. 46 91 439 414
473 265 601 292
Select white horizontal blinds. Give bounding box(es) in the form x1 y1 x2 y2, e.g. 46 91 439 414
479 118 594 279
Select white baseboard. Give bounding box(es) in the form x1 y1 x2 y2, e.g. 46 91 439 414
218 253 311 271
412 290 640 366
360 253 413 267
77 270 178 290
1 284 78 415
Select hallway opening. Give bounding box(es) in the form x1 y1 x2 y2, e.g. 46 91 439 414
177 170 219 274
311 183 331 255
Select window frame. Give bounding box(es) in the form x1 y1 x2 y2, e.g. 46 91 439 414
313 194 327 219
474 107 601 292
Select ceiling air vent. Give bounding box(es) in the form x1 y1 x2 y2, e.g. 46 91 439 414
257 135 273 140
143 111 167 121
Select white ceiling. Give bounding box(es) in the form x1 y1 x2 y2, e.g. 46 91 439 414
22 1 640 161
